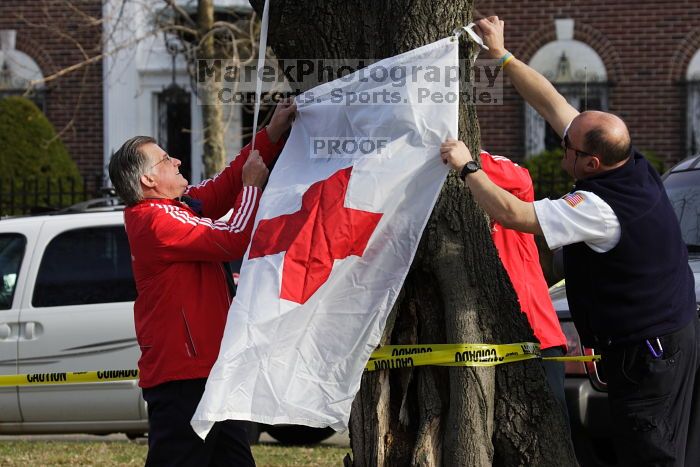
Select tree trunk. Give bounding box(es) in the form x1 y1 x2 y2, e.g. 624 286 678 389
197 0 226 177
251 1 577 465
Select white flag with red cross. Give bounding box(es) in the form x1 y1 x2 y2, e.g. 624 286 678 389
192 37 459 437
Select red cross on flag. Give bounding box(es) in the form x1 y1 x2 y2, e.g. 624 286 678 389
248 166 383 304
193 37 459 437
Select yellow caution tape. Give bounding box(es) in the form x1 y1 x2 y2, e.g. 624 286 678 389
0 369 139 387
542 355 600 362
0 344 601 385
365 342 600 372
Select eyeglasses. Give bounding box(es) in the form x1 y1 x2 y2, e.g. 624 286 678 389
149 154 173 170
561 134 595 158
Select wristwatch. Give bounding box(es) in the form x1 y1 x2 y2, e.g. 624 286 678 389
459 160 481 181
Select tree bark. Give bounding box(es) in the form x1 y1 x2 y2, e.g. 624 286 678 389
251 1 577 465
197 0 226 177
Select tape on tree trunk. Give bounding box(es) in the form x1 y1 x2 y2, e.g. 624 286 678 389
0 345 599 385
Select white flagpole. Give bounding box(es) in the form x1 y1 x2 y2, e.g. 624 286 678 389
250 0 270 151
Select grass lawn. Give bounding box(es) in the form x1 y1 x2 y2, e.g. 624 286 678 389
0 440 348 466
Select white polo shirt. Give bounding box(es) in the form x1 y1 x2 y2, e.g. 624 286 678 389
533 191 621 253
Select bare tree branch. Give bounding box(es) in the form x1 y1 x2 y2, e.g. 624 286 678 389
162 0 198 29
211 21 248 38
102 0 130 50
13 0 272 183
160 24 200 37
28 30 158 88
62 0 102 26
18 13 91 61
44 66 92 147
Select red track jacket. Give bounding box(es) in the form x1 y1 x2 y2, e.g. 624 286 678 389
125 128 285 388
481 151 567 350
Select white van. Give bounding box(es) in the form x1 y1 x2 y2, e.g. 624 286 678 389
0 200 333 445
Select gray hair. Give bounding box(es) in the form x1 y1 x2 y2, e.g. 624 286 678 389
108 136 156 206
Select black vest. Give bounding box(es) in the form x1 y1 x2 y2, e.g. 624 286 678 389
563 150 696 347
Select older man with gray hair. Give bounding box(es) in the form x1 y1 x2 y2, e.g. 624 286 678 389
109 101 295 466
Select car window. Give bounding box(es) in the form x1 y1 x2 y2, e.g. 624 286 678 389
664 170 700 249
0 233 26 310
32 226 136 307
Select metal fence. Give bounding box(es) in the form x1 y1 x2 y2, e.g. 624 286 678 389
0 175 104 217
0 171 575 218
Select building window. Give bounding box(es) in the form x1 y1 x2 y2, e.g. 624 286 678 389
0 30 46 111
524 20 609 157
687 49 700 156
157 83 192 182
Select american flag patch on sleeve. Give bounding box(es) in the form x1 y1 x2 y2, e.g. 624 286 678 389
563 192 585 207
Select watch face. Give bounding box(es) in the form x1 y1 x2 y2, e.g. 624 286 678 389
460 161 480 180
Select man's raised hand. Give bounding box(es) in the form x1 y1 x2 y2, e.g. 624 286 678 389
475 16 507 60
266 98 297 143
440 139 473 171
242 150 269 189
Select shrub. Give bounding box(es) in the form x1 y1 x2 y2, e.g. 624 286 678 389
522 148 573 199
523 146 667 201
0 96 82 213
637 149 666 174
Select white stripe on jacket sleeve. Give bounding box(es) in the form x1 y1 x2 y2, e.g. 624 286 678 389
151 187 260 233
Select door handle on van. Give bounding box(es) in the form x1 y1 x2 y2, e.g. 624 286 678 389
24 322 35 339
0 323 12 340
22 322 42 340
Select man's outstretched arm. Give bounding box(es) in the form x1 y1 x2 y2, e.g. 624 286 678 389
475 16 579 137
441 140 543 235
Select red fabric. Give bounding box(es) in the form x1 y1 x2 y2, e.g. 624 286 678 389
481 151 567 350
249 166 382 304
125 128 285 388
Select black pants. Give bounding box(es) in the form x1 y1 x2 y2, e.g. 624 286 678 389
142 378 255 467
603 318 700 467
541 346 570 427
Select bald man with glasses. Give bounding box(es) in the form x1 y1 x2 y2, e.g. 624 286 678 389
441 16 699 466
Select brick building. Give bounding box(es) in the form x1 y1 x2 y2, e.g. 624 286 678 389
0 0 103 179
474 0 700 166
2 1 700 179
